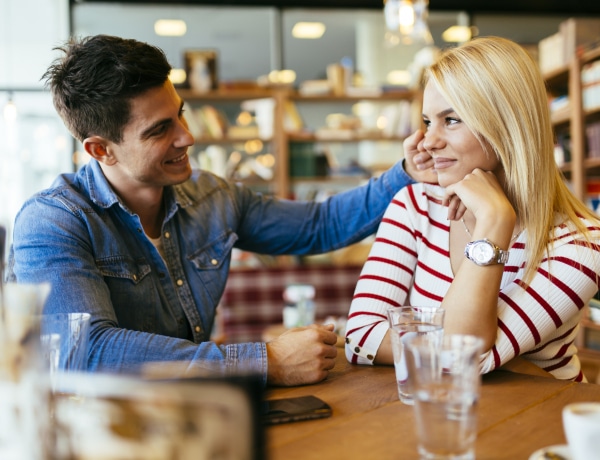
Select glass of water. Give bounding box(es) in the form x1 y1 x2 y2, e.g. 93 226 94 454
386 306 445 405
405 333 484 460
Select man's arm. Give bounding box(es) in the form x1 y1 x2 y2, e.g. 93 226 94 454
234 144 434 255
7 196 269 379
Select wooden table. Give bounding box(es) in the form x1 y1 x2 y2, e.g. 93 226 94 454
265 353 600 460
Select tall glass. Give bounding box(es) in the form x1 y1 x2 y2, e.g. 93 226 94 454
405 334 483 460
0 282 51 459
386 306 445 405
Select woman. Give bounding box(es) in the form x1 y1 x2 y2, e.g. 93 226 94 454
345 36 600 381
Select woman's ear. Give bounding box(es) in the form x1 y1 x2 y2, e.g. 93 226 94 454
83 136 117 165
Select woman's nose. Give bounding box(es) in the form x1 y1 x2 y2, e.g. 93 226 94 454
422 128 443 152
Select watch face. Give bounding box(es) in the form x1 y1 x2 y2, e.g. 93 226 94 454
472 241 495 264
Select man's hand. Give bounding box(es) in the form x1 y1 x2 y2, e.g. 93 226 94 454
266 323 338 386
403 129 437 184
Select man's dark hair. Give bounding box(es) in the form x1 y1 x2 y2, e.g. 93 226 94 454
42 34 172 143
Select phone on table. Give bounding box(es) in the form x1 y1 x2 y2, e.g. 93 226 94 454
262 395 332 425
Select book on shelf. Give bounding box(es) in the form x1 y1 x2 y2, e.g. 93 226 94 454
586 121 600 159
582 60 600 111
538 18 600 74
538 32 565 74
283 100 304 132
379 100 414 138
288 142 329 178
555 132 572 166
227 125 260 139
560 18 600 63
298 80 331 96
586 177 600 213
194 105 228 139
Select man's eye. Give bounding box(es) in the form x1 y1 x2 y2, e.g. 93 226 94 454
152 125 168 136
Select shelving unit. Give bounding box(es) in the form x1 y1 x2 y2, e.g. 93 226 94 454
177 87 418 199
544 44 600 362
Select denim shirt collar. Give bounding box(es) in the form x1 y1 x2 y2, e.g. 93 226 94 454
84 159 199 221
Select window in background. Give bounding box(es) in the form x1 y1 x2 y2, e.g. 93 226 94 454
0 0 70 252
0 90 73 240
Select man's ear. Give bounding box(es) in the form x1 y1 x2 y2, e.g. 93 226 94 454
83 136 117 165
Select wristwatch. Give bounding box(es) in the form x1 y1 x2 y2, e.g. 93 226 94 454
464 238 509 266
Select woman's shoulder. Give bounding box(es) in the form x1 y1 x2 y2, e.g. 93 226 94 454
550 214 600 245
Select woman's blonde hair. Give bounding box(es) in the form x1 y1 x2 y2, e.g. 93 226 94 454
426 36 599 283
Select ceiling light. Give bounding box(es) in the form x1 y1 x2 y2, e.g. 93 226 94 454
169 68 187 85
154 19 187 37
3 94 17 122
383 0 433 47
442 25 472 43
292 22 326 39
387 70 411 86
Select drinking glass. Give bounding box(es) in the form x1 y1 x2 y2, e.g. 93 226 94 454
0 282 51 459
405 333 483 460
40 312 91 390
386 306 445 405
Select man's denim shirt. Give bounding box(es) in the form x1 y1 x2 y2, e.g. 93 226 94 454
8 159 413 384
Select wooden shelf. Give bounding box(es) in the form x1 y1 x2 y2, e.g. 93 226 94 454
289 90 414 102
177 88 275 101
287 132 407 143
180 85 420 199
193 136 273 144
545 43 600 359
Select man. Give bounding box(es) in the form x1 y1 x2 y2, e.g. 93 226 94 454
8 35 434 386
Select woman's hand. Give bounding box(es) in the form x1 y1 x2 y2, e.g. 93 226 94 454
403 130 438 185
442 168 516 232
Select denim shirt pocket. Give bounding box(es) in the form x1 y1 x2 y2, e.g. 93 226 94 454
188 231 238 271
96 255 152 284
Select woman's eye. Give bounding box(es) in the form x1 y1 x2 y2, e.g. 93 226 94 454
446 117 461 125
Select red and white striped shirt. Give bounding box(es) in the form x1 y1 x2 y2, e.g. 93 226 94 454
345 183 600 381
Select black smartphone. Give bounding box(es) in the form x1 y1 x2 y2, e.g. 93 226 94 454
262 395 332 425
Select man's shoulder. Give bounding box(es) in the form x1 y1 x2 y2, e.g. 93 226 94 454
20 166 96 213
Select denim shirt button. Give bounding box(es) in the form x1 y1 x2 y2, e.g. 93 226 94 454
133 274 137 281
176 279 183 286
195 326 201 333
164 232 170 239
211 259 218 265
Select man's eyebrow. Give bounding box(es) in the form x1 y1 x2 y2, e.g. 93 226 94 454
140 101 185 139
140 118 171 139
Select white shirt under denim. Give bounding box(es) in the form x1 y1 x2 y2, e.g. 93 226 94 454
8 159 413 384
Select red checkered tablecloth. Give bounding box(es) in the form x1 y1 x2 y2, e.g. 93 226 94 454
217 264 362 343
